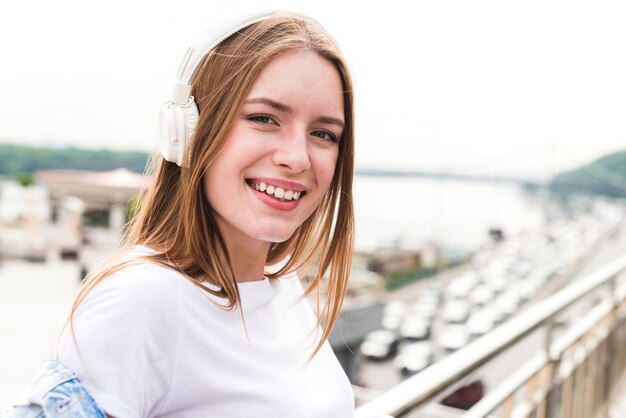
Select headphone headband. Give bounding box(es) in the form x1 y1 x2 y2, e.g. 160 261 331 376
170 11 276 104
159 9 277 166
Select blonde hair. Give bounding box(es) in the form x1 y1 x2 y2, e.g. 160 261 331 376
71 12 354 358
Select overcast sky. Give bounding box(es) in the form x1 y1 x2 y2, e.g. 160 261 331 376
2 0 625 179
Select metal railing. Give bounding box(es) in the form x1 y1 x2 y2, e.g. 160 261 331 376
355 253 626 418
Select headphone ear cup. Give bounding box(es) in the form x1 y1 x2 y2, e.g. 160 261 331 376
180 99 199 165
159 98 199 167
159 103 179 165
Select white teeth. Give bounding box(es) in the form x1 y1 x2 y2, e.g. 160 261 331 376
251 181 303 201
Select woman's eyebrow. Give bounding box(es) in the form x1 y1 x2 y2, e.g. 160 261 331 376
244 97 292 114
317 116 345 129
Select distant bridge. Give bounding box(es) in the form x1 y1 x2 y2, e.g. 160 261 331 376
355 169 543 187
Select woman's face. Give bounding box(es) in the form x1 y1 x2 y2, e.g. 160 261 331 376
203 48 345 247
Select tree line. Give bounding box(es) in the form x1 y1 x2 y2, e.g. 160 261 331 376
549 150 626 198
0 144 149 176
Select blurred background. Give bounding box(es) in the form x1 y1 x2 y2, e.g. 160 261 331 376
1 0 626 413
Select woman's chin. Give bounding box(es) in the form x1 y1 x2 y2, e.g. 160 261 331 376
253 228 296 244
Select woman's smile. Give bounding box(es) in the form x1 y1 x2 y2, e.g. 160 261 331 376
245 177 306 211
247 178 306 199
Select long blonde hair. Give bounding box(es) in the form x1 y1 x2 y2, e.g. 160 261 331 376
71 12 354 357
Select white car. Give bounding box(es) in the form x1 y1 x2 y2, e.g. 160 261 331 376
469 285 495 306
441 300 471 323
381 313 404 331
382 300 409 331
438 324 471 352
495 291 522 316
399 316 431 340
466 311 496 337
360 329 399 361
384 300 409 317
393 341 436 375
446 272 479 298
481 305 508 324
410 301 438 320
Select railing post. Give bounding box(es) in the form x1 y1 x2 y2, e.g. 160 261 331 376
542 315 563 418
601 274 618 418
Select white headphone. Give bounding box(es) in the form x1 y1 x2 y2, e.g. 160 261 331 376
159 10 276 167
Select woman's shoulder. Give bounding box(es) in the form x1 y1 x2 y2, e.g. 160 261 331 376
59 248 190 418
67 249 192 354
81 247 195 310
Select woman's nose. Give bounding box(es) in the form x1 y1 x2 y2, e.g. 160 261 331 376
272 129 311 173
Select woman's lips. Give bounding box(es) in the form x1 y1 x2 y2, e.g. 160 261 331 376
247 179 303 201
246 178 306 200
247 181 303 211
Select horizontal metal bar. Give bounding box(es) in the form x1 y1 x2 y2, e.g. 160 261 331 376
355 253 626 418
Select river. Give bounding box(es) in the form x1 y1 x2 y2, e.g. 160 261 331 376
354 175 546 252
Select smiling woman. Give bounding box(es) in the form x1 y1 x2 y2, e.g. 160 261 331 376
7 10 359 418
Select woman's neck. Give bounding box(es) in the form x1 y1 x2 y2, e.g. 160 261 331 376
219 232 271 283
228 244 270 283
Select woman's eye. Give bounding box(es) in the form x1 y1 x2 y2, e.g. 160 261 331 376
247 115 277 125
311 130 338 143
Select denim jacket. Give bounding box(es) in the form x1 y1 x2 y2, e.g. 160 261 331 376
3 360 106 418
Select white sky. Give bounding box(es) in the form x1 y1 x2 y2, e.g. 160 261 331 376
2 0 625 179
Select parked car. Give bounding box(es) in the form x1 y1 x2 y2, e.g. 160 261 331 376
384 300 409 316
440 378 485 410
438 324 470 352
441 300 471 323
360 329 399 361
480 304 508 324
482 274 507 294
381 300 409 331
446 272 479 299
409 300 438 320
381 313 404 331
466 311 496 337
399 316 431 340
469 285 495 306
495 291 522 316
393 341 436 375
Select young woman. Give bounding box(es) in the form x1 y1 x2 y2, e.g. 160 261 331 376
27 10 357 418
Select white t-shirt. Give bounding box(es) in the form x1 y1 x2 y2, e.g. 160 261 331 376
57 248 355 418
